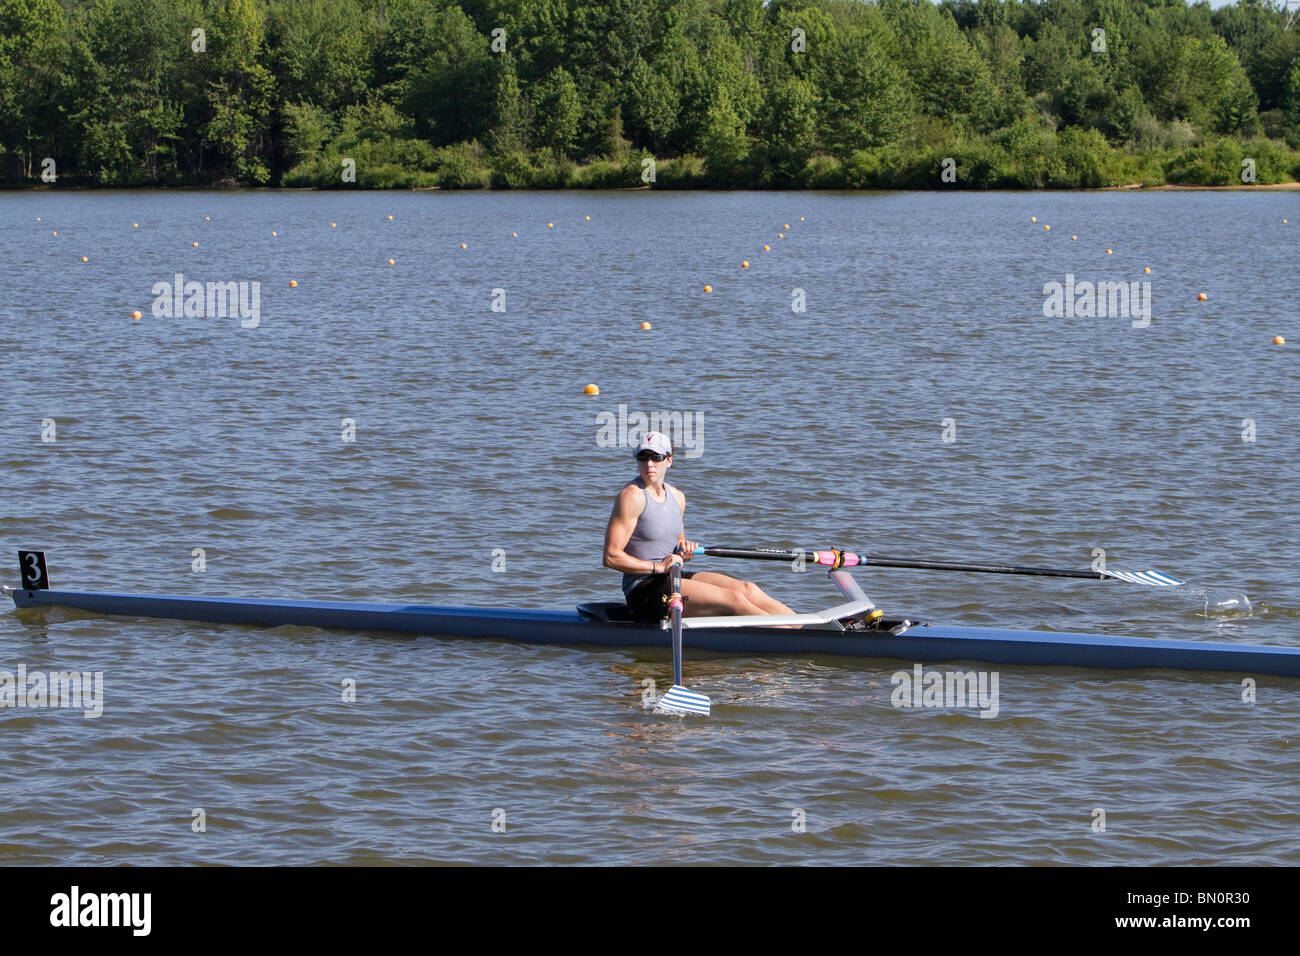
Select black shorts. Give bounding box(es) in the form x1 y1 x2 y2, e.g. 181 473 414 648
626 571 696 621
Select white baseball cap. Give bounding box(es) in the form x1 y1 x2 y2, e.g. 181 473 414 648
634 432 672 456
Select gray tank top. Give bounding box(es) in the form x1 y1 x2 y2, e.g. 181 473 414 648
621 482 683 595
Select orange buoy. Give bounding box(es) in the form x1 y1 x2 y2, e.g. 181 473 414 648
1197 293 1208 301
131 310 142 320
702 285 712 293
763 245 770 251
1143 267 1151 274
80 256 87 262
1273 335 1286 345
387 259 395 265
584 383 600 395
640 322 651 330
289 280 298 288
741 261 749 269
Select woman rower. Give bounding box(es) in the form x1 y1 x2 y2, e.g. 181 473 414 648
602 431 794 620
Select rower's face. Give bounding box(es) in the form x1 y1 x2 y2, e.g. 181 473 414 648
637 453 670 478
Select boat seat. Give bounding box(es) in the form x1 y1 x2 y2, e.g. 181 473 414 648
576 601 658 624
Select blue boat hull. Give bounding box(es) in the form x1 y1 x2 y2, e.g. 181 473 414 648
9 587 1300 678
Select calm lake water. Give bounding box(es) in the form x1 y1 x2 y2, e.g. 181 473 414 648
1 188 1297 865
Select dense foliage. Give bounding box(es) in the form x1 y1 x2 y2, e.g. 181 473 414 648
4 0 1300 188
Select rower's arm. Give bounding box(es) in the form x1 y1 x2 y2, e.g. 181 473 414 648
603 486 660 574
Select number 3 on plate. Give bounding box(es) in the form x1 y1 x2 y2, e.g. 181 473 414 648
18 550 49 590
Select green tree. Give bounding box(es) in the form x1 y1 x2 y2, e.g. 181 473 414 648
398 4 493 147
969 22 1032 129
0 0 66 179
890 3 998 130
487 54 528 155
64 0 204 184
623 56 679 154
815 22 914 155
752 74 821 185
268 0 371 114
532 66 580 156
204 0 275 183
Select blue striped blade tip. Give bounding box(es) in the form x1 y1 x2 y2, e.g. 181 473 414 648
659 685 711 717
1105 569 1184 586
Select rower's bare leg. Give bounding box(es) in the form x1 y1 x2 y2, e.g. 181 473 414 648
690 571 795 616
679 577 767 616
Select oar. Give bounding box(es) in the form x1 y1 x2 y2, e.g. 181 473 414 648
655 559 711 717
699 546 1184 587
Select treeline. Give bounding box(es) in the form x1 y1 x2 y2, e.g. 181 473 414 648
4 0 1300 189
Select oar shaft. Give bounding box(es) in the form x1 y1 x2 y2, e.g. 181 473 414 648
861 556 1103 579
668 562 683 687
700 546 1104 580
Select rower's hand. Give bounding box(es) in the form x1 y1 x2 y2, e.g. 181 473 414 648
680 540 697 560
661 552 685 573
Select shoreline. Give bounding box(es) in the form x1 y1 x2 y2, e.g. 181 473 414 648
1106 181 1300 191
6 181 1300 192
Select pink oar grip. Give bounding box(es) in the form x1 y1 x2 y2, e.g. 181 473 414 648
813 550 862 568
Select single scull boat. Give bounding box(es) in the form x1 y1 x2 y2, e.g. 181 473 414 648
6 552 1300 679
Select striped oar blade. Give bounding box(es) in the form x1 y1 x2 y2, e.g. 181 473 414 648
1100 569 1185 586
658 684 711 717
